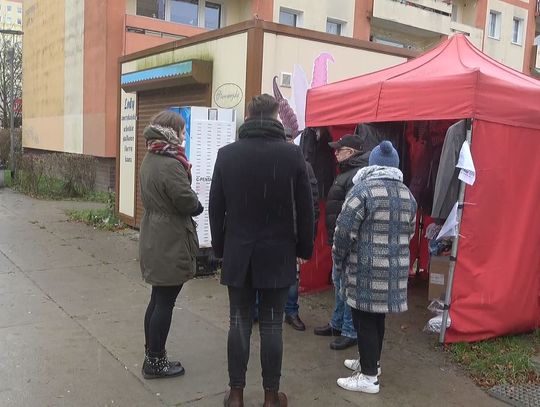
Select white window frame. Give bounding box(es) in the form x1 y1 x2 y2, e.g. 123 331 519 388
279 7 303 28
511 17 524 46
142 0 224 29
488 10 501 40
326 18 345 36
203 0 224 30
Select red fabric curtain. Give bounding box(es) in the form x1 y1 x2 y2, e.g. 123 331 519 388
446 120 540 342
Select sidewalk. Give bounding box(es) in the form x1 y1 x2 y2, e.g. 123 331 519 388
0 189 503 406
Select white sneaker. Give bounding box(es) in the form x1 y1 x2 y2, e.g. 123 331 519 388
343 359 382 376
337 372 380 394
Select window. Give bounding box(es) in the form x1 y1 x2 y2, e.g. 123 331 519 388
205 2 221 30
137 0 165 19
17 7 22 14
326 19 342 36
7 16 12 23
488 10 501 39
7 5 11 12
16 18 21 25
512 17 524 45
279 8 301 27
170 0 199 26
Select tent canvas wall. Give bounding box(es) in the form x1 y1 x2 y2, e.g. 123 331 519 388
305 34 540 343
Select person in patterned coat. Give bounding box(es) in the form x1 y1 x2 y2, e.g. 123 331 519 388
332 140 417 394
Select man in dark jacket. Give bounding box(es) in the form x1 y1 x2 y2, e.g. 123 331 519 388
209 94 314 407
283 128 319 331
314 134 368 351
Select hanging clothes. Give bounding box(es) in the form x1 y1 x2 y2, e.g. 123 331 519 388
300 127 336 199
431 120 467 222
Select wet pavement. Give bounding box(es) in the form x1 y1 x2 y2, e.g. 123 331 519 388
0 189 503 406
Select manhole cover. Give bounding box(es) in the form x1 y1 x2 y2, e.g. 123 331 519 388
488 383 540 406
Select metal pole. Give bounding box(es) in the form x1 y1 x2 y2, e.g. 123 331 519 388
8 46 14 177
439 118 473 343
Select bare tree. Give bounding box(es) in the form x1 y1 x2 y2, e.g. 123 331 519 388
0 33 22 129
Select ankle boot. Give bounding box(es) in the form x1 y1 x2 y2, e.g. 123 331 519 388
223 387 244 407
142 350 185 379
263 390 287 407
144 346 182 367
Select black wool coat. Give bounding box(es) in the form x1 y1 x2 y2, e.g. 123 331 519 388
209 118 314 289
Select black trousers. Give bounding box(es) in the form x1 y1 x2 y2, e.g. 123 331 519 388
227 286 289 391
144 285 183 354
351 308 386 376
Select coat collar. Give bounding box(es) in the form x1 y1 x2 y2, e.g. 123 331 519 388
238 118 286 141
353 165 403 185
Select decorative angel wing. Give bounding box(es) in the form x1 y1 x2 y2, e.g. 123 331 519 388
273 75 299 136
311 52 335 88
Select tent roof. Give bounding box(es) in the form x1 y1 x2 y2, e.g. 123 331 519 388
306 34 540 130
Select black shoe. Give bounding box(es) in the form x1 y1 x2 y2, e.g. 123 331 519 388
145 347 182 368
285 314 306 331
330 336 357 350
314 323 341 337
142 350 185 379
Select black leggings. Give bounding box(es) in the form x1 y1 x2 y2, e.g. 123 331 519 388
227 286 289 391
351 309 386 376
144 285 183 354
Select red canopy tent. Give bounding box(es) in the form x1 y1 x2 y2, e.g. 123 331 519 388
306 34 540 343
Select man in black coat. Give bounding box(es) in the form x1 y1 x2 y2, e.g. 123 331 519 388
314 134 368 351
209 94 314 407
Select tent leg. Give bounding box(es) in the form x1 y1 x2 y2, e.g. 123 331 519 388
439 118 473 344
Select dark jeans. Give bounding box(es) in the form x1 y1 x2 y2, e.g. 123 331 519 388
228 286 289 391
144 285 183 354
351 308 386 377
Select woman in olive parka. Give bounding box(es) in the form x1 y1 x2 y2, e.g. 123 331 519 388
139 110 203 379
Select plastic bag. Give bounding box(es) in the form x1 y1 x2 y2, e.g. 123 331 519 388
424 315 451 333
427 299 444 315
424 300 450 333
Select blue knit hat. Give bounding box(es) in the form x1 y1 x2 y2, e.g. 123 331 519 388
369 140 399 168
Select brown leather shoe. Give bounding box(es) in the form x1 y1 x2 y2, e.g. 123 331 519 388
284 314 306 331
313 323 341 337
263 391 288 407
224 388 244 407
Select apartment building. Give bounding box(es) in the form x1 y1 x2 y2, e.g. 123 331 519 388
0 0 22 30
22 0 539 191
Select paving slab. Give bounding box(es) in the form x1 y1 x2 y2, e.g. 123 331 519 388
0 189 505 406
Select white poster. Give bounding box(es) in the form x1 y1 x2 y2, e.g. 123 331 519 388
186 107 236 248
118 90 137 217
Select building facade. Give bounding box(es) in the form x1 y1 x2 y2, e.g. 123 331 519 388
22 0 540 191
0 0 22 30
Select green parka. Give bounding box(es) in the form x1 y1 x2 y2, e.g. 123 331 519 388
139 149 199 286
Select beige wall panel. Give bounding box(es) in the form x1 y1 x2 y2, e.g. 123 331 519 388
261 33 407 102
64 0 85 154
22 0 65 151
123 33 248 123
273 0 355 37
484 0 527 70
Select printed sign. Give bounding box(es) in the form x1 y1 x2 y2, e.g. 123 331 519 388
214 83 243 109
174 106 237 248
118 90 137 217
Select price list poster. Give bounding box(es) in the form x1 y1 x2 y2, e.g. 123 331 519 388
177 106 236 247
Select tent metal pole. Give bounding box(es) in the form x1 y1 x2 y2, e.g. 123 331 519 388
439 118 473 344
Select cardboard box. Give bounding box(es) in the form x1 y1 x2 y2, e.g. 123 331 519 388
428 256 450 301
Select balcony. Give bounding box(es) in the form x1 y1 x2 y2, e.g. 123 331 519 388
124 14 207 55
449 21 483 49
372 0 452 38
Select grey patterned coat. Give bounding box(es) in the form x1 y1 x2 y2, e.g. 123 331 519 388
332 166 417 314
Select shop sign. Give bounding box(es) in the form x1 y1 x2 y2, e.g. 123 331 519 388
214 83 243 108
